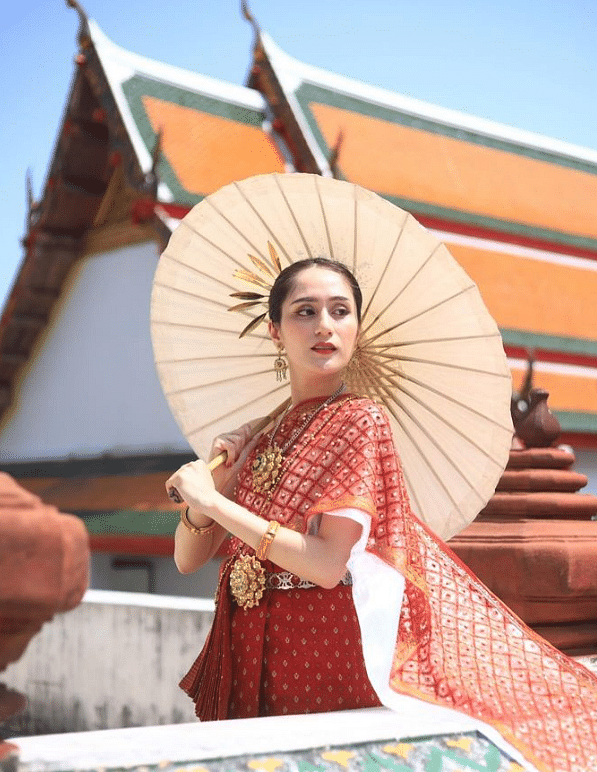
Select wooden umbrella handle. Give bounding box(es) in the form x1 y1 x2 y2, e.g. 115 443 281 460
167 398 292 503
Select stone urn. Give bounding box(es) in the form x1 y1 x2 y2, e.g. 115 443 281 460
0 474 89 755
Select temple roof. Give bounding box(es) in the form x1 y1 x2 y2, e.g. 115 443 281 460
1 10 596 445
173 27 597 406
257 33 597 256
88 21 285 205
246 32 597 437
4 454 189 556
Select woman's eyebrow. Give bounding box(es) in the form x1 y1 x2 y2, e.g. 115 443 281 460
290 295 350 305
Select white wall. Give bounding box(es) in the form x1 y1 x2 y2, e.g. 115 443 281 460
0 243 189 461
2 590 213 735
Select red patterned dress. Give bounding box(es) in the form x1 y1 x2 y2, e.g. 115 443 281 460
180 395 597 772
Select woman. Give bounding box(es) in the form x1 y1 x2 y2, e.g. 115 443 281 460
167 258 597 772
168 257 381 717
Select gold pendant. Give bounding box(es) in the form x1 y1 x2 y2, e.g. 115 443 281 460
230 554 266 609
251 444 283 493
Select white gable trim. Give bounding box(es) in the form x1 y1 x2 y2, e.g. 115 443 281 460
89 20 268 192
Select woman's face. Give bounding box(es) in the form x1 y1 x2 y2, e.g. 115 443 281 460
268 266 359 382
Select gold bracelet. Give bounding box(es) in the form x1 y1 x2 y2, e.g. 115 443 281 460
256 520 280 561
180 506 216 536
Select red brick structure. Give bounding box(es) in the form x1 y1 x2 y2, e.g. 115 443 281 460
450 389 597 655
0 474 89 752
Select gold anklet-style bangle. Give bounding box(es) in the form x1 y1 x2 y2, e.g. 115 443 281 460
256 520 280 561
180 506 216 536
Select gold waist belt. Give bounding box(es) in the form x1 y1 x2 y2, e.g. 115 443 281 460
229 553 352 610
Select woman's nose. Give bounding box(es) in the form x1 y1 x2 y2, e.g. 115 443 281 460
315 310 333 335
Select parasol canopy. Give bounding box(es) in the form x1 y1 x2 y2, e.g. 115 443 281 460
151 173 513 540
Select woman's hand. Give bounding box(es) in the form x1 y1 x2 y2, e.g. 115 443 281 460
166 460 219 515
210 421 256 467
209 420 264 499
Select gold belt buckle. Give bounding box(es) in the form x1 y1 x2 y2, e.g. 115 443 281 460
230 554 266 609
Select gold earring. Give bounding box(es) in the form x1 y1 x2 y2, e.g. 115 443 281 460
273 346 288 381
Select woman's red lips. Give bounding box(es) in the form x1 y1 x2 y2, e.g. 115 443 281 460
312 343 336 351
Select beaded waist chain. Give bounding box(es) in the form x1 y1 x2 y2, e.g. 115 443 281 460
265 570 352 591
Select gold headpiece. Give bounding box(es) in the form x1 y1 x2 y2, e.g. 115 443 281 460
227 241 282 337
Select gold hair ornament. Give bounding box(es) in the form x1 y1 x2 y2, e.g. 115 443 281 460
227 241 282 338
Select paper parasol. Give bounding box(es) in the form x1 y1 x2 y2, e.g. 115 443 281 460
151 173 513 540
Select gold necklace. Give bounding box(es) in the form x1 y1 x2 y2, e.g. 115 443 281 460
251 383 346 493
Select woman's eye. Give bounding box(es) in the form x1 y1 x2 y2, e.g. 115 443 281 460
297 306 315 316
333 306 349 317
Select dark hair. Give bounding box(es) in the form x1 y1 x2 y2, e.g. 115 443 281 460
268 258 362 325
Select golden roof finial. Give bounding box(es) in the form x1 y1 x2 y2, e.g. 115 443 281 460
241 0 261 36
65 0 91 49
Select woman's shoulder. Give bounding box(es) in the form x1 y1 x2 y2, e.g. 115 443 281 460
341 394 388 415
337 395 392 429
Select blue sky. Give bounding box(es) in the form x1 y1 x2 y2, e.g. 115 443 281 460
1 0 595 309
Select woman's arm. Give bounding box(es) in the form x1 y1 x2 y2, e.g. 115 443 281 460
168 459 362 588
173 420 265 575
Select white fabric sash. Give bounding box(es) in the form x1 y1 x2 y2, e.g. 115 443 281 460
326 508 538 772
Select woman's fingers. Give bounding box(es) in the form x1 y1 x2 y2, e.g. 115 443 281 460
165 460 216 509
165 466 187 504
211 435 240 467
211 426 263 499
209 421 262 466
169 415 268 503
167 486 183 503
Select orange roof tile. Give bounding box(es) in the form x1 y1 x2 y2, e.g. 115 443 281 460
143 97 285 197
446 242 597 342
310 102 597 241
